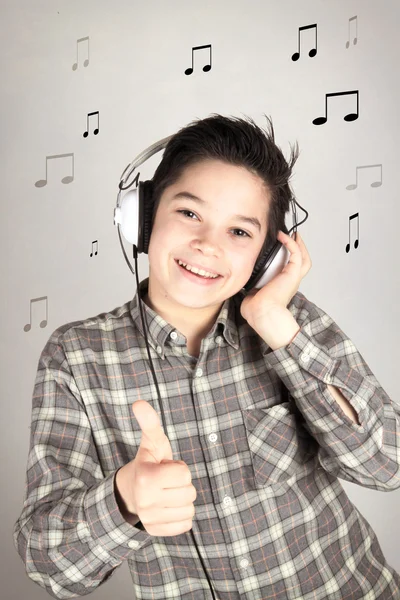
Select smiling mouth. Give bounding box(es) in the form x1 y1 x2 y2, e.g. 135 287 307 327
175 259 222 279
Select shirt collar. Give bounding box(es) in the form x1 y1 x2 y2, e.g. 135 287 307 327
129 277 240 358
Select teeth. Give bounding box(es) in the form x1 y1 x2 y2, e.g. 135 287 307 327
178 260 219 278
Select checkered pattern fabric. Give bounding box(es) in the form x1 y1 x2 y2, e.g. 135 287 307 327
13 278 400 599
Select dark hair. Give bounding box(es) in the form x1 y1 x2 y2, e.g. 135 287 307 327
150 113 300 263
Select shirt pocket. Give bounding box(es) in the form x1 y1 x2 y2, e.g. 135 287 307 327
242 401 314 488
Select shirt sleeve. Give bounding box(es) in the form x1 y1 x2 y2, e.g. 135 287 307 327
13 326 152 599
262 292 400 492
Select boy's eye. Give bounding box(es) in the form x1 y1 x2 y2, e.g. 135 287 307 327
177 209 251 238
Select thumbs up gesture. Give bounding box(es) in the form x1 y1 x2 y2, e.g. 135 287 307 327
115 400 197 537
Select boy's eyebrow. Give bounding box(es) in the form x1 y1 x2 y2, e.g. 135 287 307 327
172 191 262 232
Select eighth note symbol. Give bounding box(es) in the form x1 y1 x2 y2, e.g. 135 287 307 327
83 111 100 137
90 240 98 257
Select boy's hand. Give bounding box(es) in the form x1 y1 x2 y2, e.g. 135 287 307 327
240 230 312 331
115 400 197 537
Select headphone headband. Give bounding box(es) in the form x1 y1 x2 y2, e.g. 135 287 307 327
119 134 174 190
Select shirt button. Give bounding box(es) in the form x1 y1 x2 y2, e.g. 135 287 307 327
128 540 139 549
209 433 217 443
215 336 222 344
300 352 310 363
157 345 162 354
240 558 249 569
223 496 232 506
170 331 178 340
195 368 203 377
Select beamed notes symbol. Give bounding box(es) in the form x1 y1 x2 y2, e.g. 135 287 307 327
346 164 382 190
292 24 318 61
72 37 90 70
346 213 359 253
35 154 74 187
90 240 98 257
346 16 358 48
313 91 359 125
24 296 48 331
185 45 212 75
83 111 99 137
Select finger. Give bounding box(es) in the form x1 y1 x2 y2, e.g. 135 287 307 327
280 231 302 262
132 400 173 463
162 485 197 508
293 233 312 271
146 504 196 525
280 230 299 246
132 400 165 445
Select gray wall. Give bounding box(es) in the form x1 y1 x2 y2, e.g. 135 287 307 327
2 0 399 598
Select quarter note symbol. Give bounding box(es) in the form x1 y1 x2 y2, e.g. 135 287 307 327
346 16 358 48
35 153 75 187
83 111 100 137
90 240 98 257
24 296 48 332
292 24 318 61
346 164 383 190
345 213 359 253
313 90 359 125
185 44 212 75
72 36 90 70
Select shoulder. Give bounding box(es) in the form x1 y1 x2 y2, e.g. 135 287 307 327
38 299 133 368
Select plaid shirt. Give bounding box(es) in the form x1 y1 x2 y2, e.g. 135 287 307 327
13 277 400 599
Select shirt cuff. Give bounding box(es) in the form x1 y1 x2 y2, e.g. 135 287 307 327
84 470 152 560
262 328 376 428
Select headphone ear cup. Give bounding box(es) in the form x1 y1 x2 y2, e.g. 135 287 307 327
244 244 276 292
140 180 154 255
243 224 291 292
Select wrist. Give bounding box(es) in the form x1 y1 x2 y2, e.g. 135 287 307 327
115 467 140 525
255 308 300 351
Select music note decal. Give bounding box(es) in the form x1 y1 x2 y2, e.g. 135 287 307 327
72 36 90 70
24 296 48 331
346 16 358 48
292 24 318 61
90 240 98 257
346 213 359 253
313 90 359 125
83 111 100 137
185 44 212 75
35 153 74 187
346 164 383 190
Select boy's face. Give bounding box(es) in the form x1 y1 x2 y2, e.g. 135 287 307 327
146 159 269 321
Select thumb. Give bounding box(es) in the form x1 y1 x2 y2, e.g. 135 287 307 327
131 400 173 464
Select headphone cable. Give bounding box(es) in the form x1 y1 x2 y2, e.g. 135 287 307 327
126 240 218 600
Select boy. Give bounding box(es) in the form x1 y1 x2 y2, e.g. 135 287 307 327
13 115 400 599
